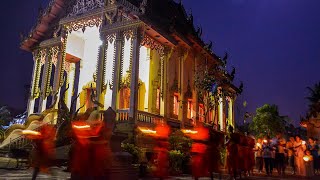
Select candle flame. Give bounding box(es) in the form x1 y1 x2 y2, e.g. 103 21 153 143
303 156 310 162
263 139 268 143
256 143 261 147
73 125 91 129
302 141 306 145
138 127 157 134
182 129 198 134
22 130 41 136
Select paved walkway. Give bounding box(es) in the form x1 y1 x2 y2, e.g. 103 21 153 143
0 168 319 180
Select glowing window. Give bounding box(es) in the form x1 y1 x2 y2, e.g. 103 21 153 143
173 94 179 116
199 104 204 122
187 99 193 119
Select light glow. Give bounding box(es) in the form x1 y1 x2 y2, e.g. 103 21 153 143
73 124 91 130
303 156 310 162
138 127 156 134
302 141 306 145
182 129 198 134
263 139 268 143
22 130 41 136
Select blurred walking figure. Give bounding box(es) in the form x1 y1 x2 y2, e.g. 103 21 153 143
286 136 296 174
275 132 286 176
207 130 224 180
307 137 319 175
70 113 111 180
262 137 273 176
254 138 263 173
24 124 56 180
153 122 170 180
183 123 209 180
225 126 239 179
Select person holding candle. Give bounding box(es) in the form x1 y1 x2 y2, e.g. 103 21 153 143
262 136 273 176
294 135 307 176
254 138 263 173
286 136 296 175
304 150 314 177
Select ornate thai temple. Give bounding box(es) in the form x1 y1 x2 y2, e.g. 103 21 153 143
1 0 242 148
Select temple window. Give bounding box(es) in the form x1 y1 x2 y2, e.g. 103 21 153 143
173 93 179 116
187 99 193 119
199 103 204 122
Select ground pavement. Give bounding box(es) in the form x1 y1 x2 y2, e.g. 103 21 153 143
0 168 320 180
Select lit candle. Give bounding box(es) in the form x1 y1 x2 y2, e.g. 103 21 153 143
22 130 41 136
138 127 157 134
302 141 306 145
182 129 198 134
73 124 91 130
303 156 310 162
263 139 268 143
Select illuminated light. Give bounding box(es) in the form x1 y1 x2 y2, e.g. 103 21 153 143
263 139 268 143
73 124 91 130
256 143 261 147
182 129 198 134
22 130 41 136
303 156 310 162
138 127 157 134
302 141 306 145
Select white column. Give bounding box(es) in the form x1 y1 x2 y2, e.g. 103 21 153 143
219 97 224 131
111 32 124 110
96 41 107 109
38 49 50 113
52 49 63 109
27 51 39 116
129 29 141 121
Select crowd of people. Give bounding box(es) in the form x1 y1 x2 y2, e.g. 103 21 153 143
254 133 320 177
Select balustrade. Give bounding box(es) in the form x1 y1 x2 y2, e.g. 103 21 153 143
136 111 164 124
116 109 130 121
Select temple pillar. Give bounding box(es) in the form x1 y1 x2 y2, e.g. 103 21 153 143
96 40 108 109
111 32 124 110
178 48 188 128
52 47 63 109
219 96 225 131
129 29 141 122
38 49 50 113
27 51 40 116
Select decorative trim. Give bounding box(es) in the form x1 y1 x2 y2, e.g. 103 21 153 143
68 0 104 17
51 46 60 66
39 49 47 65
39 37 62 48
59 34 68 87
63 15 103 33
141 35 165 56
185 79 193 99
32 51 42 99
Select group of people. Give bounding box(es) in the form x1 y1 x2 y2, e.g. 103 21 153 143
24 112 112 180
254 132 320 177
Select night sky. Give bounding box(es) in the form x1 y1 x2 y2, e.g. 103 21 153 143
1 0 320 126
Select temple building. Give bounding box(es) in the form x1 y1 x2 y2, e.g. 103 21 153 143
1 0 242 148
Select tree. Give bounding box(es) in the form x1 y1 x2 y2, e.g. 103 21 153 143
249 104 287 138
306 82 320 118
0 106 13 126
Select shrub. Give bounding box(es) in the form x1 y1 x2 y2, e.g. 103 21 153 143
169 150 185 174
121 143 142 164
